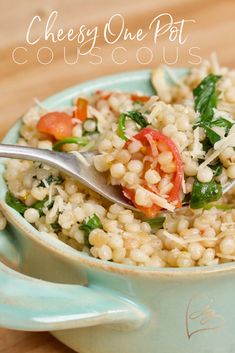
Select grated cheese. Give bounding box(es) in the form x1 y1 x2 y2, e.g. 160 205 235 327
140 95 159 114
138 186 175 212
190 127 205 159
163 65 186 88
69 151 90 167
162 230 186 246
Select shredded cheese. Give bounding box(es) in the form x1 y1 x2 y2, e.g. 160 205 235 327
138 186 175 212
140 95 159 114
190 127 205 159
162 230 186 246
69 151 90 167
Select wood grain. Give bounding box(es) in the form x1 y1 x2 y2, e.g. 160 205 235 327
0 0 235 351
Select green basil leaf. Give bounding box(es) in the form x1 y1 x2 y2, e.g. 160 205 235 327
53 137 89 151
80 214 102 237
118 113 128 141
193 74 221 123
190 179 222 209
32 198 49 216
211 118 233 134
144 216 165 229
126 111 148 128
203 126 221 145
5 192 28 214
117 111 147 140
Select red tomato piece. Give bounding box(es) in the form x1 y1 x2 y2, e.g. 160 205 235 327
37 112 74 140
74 98 88 121
123 127 183 217
131 94 150 103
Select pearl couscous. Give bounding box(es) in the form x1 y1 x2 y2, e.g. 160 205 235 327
4 56 235 267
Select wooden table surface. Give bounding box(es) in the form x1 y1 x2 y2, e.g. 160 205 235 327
0 0 235 351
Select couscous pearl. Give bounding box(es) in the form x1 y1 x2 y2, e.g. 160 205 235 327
110 163 126 178
145 169 161 184
130 249 149 263
197 166 213 183
124 223 141 232
112 248 126 262
135 188 153 207
24 208 40 223
115 150 131 164
112 135 125 149
188 242 205 260
109 203 124 215
108 234 124 249
89 229 108 247
83 119 97 132
65 180 78 195
140 243 154 256
118 212 134 224
147 256 165 267
38 140 52 150
31 187 48 201
177 219 190 233
161 162 176 173
184 160 198 176
220 147 234 161
127 160 143 174
158 151 173 165
123 172 140 186
227 165 235 179
72 124 83 137
98 245 113 260
162 124 177 137
176 253 194 267
219 236 235 255
93 155 110 172
98 139 113 153
202 248 215 264
140 222 151 233
127 140 143 154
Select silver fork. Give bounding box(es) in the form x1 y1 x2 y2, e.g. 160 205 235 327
0 144 234 214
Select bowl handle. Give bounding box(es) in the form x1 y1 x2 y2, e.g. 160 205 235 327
0 258 148 332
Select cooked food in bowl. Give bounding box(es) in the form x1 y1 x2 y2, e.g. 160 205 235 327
4 58 235 267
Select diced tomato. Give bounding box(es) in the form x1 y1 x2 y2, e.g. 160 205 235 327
131 94 150 103
37 112 74 140
74 98 88 121
123 127 183 217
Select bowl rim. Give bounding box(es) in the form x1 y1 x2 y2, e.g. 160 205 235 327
1 68 235 278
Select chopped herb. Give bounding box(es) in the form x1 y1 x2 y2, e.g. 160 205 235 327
80 214 102 237
32 198 49 216
211 118 233 135
193 74 221 124
118 111 147 140
203 204 234 211
53 137 89 151
203 125 221 145
190 179 222 209
145 216 165 229
5 192 49 216
5 191 28 214
51 222 62 231
38 175 63 187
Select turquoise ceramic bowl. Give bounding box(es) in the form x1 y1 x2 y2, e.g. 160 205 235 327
0 70 235 353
